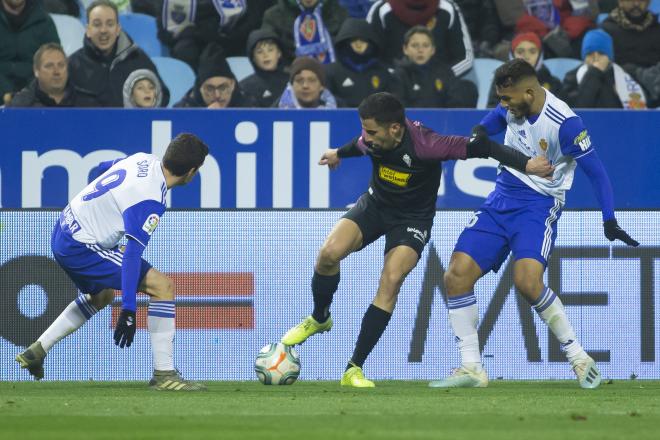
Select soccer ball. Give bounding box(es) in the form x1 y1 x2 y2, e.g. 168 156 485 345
254 343 301 385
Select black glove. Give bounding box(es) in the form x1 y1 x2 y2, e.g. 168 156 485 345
114 309 136 348
604 219 639 247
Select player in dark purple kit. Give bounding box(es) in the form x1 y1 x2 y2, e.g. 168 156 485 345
280 92 554 387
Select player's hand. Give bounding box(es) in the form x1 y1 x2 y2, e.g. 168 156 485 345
525 156 555 180
319 149 340 170
114 309 136 348
603 219 639 247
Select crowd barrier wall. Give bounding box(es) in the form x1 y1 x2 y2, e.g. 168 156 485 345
1 210 658 381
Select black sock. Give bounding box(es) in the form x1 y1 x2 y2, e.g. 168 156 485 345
347 304 392 370
311 271 339 323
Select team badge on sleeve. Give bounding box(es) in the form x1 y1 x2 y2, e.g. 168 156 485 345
142 214 160 235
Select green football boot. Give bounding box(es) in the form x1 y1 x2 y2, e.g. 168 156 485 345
340 366 375 388
15 341 46 380
281 315 333 346
149 370 207 391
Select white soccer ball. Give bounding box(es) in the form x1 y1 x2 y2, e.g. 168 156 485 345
254 343 301 385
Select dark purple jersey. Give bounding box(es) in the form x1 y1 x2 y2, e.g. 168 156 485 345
337 119 468 218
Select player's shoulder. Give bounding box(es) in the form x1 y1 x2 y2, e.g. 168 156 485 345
114 153 166 207
542 91 577 127
123 152 158 165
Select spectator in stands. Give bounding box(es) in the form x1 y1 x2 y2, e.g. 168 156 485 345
562 29 647 108
339 0 377 18
487 32 562 106
42 0 80 17
175 43 255 108
157 0 223 70
454 0 504 58
158 0 274 70
1 0 60 104
240 28 289 107
324 18 401 107
9 43 97 107
122 69 163 107
277 56 340 108
68 0 169 107
515 0 599 58
394 25 477 108
624 61 659 108
215 0 275 57
367 0 473 77
261 0 348 66
601 0 660 69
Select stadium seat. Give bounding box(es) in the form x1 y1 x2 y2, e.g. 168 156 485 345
544 58 582 82
463 58 503 109
597 12 608 24
118 13 165 57
227 56 255 82
151 56 195 107
651 0 660 14
50 14 85 56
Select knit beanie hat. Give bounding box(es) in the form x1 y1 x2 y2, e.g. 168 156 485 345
512 32 542 52
581 29 614 60
289 56 326 85
196 43 235 87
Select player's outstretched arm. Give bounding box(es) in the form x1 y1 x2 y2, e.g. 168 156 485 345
466 125 554 177
576 151 639 247
113 237 146 348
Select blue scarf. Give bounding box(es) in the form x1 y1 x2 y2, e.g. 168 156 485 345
162 0 197 37
212 0 247 30
293 1 336 64
278 84 337 109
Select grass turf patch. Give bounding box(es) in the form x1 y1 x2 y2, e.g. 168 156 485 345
1 381 659 439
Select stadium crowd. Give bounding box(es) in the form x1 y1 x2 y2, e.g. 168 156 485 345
1 0 659 109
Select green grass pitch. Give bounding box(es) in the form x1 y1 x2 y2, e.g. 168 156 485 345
1 381 659 439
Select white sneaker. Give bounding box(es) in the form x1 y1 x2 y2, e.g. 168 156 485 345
571 356 601 389
429 366 489 388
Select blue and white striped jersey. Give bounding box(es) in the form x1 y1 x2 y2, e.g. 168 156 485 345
66 153 167 249
481 89 594 204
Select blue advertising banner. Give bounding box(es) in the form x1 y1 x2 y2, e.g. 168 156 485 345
1 108 658 209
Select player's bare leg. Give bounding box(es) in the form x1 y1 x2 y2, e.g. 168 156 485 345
16 288 114 380
342 245 418 388
514 258 601 389
429 252 488 388
140 268 206 391
281 219 363 346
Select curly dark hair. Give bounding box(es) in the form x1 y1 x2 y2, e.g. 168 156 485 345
494 58 538 89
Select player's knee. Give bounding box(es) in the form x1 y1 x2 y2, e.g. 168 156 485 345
317 243 343 269
153 275 175 301
90 290 114 309
444 267 469 293
513 273 542 297
380 267 406 290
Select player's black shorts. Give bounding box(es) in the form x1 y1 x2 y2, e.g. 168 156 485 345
342 193 433 257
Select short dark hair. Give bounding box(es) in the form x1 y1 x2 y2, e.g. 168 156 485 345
163 133 209 176
494 58 538 88
86 0 119 22
33 43 66 69
403 25 434 47
358 92 405 125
